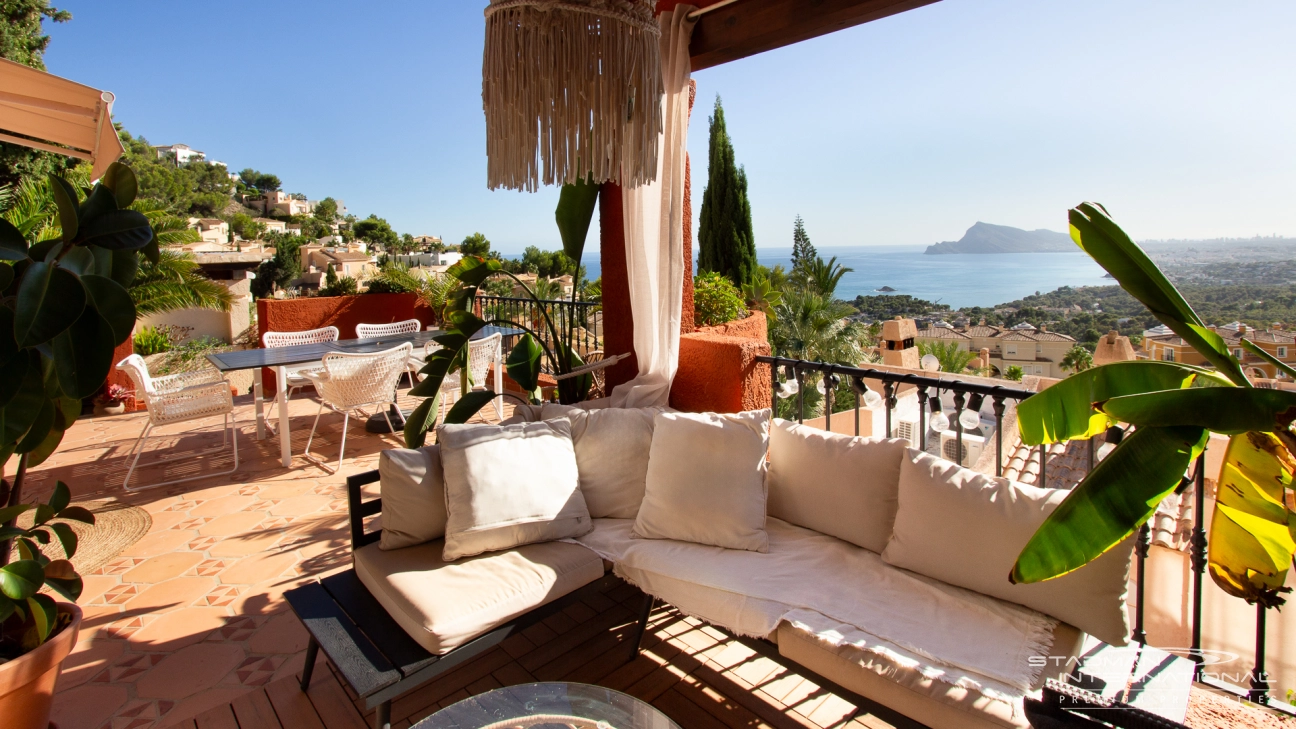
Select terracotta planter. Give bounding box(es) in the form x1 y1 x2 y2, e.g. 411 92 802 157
0 603 82 729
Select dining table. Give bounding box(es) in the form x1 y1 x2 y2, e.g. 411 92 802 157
205 326 521 468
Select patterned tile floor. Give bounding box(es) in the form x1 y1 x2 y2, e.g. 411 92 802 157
31 385 511 729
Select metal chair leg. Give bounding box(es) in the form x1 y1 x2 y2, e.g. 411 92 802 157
375 699 391 729
300 636 319 691
124 414 240 492
303 400 326 462
337 412 350 474
627 591 655 662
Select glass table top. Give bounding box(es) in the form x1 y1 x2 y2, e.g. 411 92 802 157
414 683 679 729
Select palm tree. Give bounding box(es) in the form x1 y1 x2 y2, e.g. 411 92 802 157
804 255 852 298
1060 345 1093 374
769 289 867 418
130 249 232 316
917 340 978 373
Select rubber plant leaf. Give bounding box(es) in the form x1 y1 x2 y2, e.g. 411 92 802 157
110 247 139 287
48 174 79 243
0 504 35 524
52 306 116 400
555 178 599 265
1011 425 1208 584
14 396 54 454
402 392 442 449
26 593 57 644
48 480 71 513
0 560 44 600
74 209 153 250
100 162 138 208
42 559 81 602
1070 203 1249 387
444 391 499 425
1016 361 1226 445
56 505 95 525
87 245 111 278
0 264 12 292
81 274 137 345
15 262 87 346
1240 339 1296 380
0 219 28 260
0 354 49 446
76 184 118 226
58 246 95 276
1098 388 1296 434
0 350 28 410
505 334 544 393
1208 431 1296 607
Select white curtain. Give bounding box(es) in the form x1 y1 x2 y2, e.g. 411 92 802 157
609 5 696 407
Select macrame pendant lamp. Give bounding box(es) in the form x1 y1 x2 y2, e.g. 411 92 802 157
483 0 663 192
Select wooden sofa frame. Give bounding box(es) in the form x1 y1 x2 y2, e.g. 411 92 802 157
285 468 949 729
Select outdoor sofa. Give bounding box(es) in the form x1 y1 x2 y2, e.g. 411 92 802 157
287 402 1137 729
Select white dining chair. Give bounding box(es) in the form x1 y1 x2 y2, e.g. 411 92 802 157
357 319 422 384
116 355 239 491
301 343 413 473
424 333 504 421
262 326 339 400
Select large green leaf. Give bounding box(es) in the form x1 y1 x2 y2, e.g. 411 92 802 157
0 560 44 600
1099 388 1296 434
0 354 48 447
0 219 28 260
75 209 153 250
48 480 71 513
1011 425 1208 584
446 256 502 287
52 307 116 399
81 274 136 344
402 393 441 449
555 178 599 265
76 184 118 225
100 162 138 208
409 348 458 398
15 262 86 346
0 350 28 410
42 559 81 602
1070 203 1248 386
110 247 139 287
1208 432 1296 606
1240 339 1296 381
58 246 95 276
444 391 499 424
505 335 544 393
48 174 79 243
1017 361 1225 445
26 593 57 644
14 396 54 454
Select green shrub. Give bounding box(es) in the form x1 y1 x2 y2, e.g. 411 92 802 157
693 271 749 327
134 326 174 356
1004 365 1024 381
319 276 358 297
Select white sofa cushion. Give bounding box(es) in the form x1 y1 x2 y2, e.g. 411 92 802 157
354 539 604 654
882 448 1133 645
633 409 771 552
438 421 593 562
378 446 448 550
767 419 909 553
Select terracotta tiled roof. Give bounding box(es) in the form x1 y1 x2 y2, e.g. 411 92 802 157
917 328 970 340
1000 331 1039 341
965 325 1003 337
1032 331 1077 342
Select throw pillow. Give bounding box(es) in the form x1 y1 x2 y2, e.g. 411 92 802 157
633 409 772 552
438 420 592 561
767 419 909 553
378 445 448 550
881 448 1133 644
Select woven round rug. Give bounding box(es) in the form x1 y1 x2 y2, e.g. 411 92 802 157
8 500 152 573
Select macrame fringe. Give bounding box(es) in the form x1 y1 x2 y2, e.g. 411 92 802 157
483 0 663 192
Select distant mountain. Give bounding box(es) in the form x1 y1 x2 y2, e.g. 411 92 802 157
924 222 1074 254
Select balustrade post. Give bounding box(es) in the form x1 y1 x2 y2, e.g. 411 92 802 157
1191 454 1207 681
917 387 929 450
952 391 966 465
795 365 805 424
824 367 835 432
992 397 1005 477
1251 604 1270 704
883 381 896 439
1132 522 1150 644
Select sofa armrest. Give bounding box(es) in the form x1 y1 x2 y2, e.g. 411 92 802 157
346 469 383 550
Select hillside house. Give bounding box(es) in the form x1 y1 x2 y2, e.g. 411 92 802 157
916 320 1078 377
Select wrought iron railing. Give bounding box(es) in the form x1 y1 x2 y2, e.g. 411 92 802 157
476 296 601 373
759 354 1290 712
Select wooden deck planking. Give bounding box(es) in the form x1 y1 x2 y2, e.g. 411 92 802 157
190 577 905 729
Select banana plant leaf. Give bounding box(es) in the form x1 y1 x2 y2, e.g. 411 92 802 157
1099 388 1296 434
1208 431 1296 607
555 179 599 265
1011 425 1208 584
1017 361 1228 445
1070 203 1249 387
1241 338 1296 380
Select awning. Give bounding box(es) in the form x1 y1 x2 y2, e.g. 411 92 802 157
0 57 125 180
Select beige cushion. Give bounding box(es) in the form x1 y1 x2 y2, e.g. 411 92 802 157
882 449 1133 645
776 620 1084 729
767 419 909 553
378 446 448 550
633 409 771 552
354 539 603 654
563 407 664 519
438 421 593 562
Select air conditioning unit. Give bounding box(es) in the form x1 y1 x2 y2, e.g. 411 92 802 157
893 418 920 447
940 430 985 468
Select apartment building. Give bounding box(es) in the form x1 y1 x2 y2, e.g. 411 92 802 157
915 320 1078 378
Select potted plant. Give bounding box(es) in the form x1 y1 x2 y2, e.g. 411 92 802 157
93 384 132 416
0 162 154 728
402 179 600 447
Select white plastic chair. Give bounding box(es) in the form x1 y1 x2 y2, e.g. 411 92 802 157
424 333 504 421
301 343 413 473
262 326 339 399
357 319 421 384
116 354 239 492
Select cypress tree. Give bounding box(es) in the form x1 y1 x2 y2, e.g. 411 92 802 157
790 215 817 278
698 96 757 288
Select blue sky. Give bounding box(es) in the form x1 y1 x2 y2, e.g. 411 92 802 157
42 1 1296 254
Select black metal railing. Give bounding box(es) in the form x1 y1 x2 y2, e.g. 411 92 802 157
476 295 601 373
759 354 1291 712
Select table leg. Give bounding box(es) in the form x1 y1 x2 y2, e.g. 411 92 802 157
253 376 267 440
276 365 291 468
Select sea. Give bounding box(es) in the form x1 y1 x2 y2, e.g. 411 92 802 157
566 245 1112 309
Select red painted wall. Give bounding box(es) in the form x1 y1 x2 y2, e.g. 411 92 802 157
670 311 771 413
256 293 436 390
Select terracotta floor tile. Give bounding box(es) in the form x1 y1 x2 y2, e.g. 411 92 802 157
205 528 285 557
146 511 193 532
80 575 120 604
50 683 129 729
131 606 232 652
123 576 218 613
122 553 206 584
255 481 316 500
197 511 267 537
135 642 246 700
121 529 198 558
188 494 259 518
246 612 310 655
58 637 127 690
218 551 299 585
269 494 332 517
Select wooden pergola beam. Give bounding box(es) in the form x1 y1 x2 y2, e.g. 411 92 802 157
689 0 941 71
